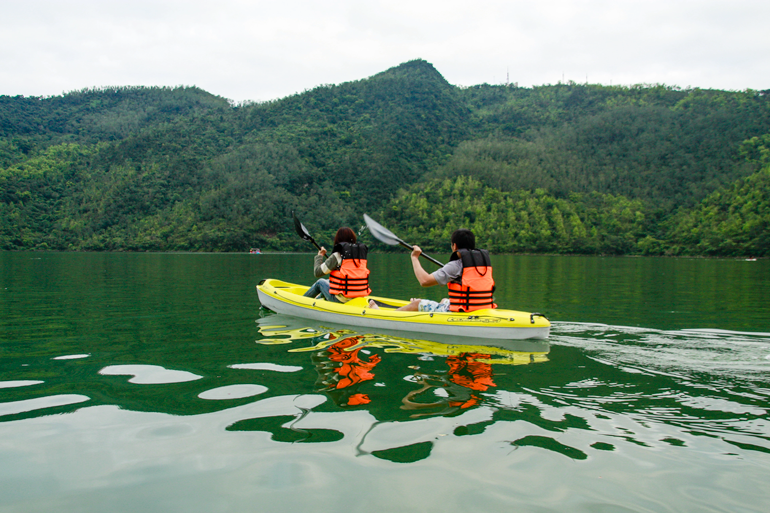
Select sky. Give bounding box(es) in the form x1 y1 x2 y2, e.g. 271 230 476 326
1 0 768 103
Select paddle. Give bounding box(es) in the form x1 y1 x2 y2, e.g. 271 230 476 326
292 211 322 251
363 214 445 267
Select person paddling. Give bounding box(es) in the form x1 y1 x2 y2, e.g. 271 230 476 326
304 227 371 303
369 229 496 312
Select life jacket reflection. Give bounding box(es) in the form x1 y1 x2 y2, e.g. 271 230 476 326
447 353 495 392
328 242 371 298
321 336 380 406
447 249 496 312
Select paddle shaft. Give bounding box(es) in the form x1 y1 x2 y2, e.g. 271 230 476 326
395 239 445 267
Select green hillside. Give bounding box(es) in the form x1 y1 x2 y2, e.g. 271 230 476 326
664 135 770 256
1 59 769 255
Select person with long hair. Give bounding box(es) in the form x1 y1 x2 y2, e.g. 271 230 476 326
303 227 372 303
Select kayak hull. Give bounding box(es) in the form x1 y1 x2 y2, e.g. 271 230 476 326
256 279 550 340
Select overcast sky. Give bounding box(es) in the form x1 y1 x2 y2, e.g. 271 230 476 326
1 0 768 103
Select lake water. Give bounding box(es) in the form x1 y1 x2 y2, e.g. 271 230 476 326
1 251 769 512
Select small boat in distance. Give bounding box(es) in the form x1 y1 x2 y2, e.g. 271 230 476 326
249 248 262 254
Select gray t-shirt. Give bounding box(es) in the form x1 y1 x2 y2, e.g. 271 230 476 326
431 259 462 286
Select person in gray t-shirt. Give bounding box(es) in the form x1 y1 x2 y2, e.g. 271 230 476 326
369 229 475 312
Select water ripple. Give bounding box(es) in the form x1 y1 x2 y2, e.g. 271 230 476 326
52 354 91 360
0 394 90 417
99 365 203 384
551 322 770 380
0 380 44 389
198 385 268 400
230 363 303 372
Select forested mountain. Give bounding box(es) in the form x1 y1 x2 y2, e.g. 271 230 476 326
1 59 769 255
664 134 770 256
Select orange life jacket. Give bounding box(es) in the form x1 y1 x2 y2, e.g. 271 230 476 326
328 242 371 298
447 249 496 312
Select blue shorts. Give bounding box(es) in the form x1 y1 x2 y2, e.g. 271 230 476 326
418 298 450 313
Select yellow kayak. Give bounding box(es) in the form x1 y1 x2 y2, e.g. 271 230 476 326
256 279 550 340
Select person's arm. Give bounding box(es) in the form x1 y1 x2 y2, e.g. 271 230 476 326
313 248 342 278
410 246 438 287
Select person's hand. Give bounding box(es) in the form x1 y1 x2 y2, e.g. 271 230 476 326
318 246 327 257
411 246 422 258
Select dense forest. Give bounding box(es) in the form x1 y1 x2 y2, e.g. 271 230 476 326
1 60 769 256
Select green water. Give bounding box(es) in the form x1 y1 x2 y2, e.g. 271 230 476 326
1 252 769 512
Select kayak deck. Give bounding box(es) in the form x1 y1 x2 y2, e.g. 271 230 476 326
256 279 550 340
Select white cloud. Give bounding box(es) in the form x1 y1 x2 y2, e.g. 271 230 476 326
1 0 768 102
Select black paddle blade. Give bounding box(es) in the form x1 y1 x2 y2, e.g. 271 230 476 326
292 211 311 241
292 211 322 250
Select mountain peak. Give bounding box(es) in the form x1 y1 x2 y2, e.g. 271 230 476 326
372 59 449 85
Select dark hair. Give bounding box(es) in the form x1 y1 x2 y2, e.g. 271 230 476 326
334 227 357 245
451 229 475 250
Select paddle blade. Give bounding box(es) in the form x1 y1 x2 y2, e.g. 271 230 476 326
363 214 445 267
363 214 405 247
292 211 311 241
292 211 322 250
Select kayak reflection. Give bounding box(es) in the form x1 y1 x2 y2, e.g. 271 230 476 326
256 313 549 416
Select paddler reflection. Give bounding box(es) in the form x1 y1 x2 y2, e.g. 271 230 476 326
313 335 381 406
402 352 496 416
256 313 549 416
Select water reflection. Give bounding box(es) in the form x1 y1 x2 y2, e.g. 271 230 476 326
256 313 550 416
245 312 554 458
0 394 90 417
3 252 770 510
99 364 203 384
198 384 268 400
312 336 382 407
246 313 770 466
0 380 44 389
